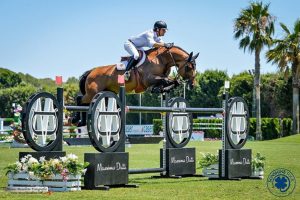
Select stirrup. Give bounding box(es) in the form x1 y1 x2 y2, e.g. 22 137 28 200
124 71 130 81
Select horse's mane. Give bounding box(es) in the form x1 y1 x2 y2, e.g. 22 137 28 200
145 45 189 55
170 45 189 55
145 45 189 61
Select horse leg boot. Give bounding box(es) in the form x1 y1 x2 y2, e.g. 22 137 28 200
71 95 89 126
124 57 138 81
78 111 87 127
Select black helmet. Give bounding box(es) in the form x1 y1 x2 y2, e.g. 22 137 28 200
154 21 167 30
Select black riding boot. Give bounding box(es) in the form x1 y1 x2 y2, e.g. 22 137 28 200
124 57 137 81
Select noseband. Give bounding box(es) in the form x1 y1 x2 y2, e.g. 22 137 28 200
166 49 195 82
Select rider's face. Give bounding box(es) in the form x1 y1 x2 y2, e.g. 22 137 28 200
158 28 167 36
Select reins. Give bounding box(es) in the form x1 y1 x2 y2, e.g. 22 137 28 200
149 47 192 84
166 49 181 81
166 49 191 83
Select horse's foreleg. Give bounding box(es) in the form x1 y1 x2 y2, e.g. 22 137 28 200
147 75 176 93
147 75 173 87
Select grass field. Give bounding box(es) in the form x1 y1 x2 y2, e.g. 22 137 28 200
0 135 299 200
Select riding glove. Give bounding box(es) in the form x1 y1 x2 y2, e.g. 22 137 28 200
164 43 174 49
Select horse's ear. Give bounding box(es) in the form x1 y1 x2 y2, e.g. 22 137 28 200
192 52 199 61
187 52 193 62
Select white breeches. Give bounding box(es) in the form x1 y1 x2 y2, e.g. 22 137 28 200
124 40 139 60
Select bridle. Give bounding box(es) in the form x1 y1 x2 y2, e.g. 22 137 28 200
166 49 195 83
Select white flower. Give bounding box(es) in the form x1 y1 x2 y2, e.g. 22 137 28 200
15 162 22 171
27 157 38 167
39 156 46 163
51 159 60 165
60 156 67 163
66 153 78 160
20 157 26 163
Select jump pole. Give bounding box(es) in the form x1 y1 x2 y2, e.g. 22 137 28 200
119 86 225 175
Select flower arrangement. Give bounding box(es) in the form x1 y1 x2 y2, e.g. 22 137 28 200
252 152 266 171
0 135 14 143
5 154 89 180
198 152 219 168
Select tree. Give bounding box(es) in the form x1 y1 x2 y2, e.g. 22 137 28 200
0 68 22 89
261 73 292 118
234 1 275 140
66 77 79 84
266 19 300 134
0 84 36 117
229 72 253 114
198 70 229 108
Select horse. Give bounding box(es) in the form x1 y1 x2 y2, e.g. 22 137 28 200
79 46 199 104
72 46 199 125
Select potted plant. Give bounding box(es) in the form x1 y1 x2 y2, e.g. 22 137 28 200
5 154 89 192
68 126 77 138
199 152 219 178
252 152 265 178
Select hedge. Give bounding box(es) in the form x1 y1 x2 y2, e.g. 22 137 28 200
249 118 293 139
193 118 222 138
152 118 222 138
153 117 293 140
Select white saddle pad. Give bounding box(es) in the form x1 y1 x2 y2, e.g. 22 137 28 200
116 51 146 70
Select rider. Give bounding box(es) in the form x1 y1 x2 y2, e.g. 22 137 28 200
123 20 174 80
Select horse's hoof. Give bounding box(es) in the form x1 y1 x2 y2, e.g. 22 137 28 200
151 87 161 93
71 116 80 124
162 83 175 93
78 121 87 127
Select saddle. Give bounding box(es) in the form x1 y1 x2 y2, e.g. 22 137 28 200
120 50 144 62
116 50 146 71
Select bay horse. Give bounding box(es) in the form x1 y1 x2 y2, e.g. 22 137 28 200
79 46 199 104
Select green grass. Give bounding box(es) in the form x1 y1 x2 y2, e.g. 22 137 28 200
0 135 300 199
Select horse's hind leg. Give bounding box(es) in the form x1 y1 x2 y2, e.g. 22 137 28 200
73 94 92 127
76 89 99 126
71 95 83 124
79 81 107 125
81 94 94 104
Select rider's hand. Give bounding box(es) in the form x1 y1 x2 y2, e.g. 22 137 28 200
164 43 174 49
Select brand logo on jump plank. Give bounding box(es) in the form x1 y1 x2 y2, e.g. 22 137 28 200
230 158 250 166
96 162 127 171
171 156 194 164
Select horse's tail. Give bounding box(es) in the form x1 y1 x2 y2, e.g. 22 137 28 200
79 69 92 95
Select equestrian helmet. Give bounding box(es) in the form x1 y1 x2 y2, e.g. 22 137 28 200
154 21 167 30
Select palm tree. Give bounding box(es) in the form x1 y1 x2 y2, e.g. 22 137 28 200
234 1 275 140
266 19 300 134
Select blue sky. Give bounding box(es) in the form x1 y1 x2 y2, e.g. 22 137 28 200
0 0 299 80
